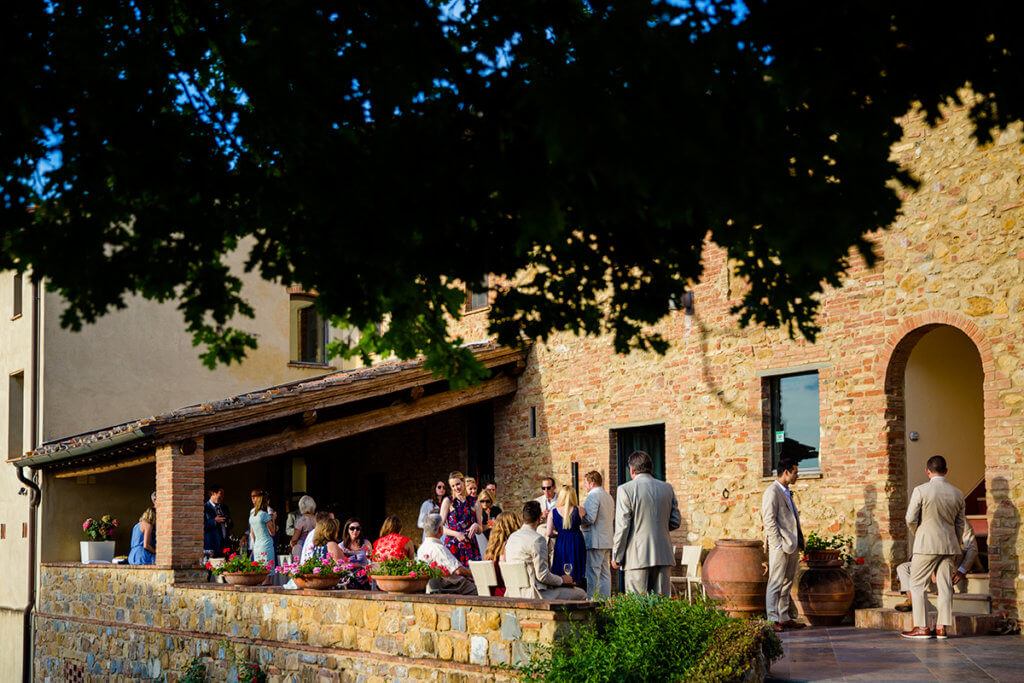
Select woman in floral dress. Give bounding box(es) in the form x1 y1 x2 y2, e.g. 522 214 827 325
440 470 484 565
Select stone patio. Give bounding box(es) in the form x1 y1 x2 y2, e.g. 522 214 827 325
766 626 1024 681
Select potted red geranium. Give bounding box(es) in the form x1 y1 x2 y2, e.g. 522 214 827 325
207 552 272 586
369 555 448 594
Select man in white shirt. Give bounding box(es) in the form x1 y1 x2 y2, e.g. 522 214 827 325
417 514 476 595
581 470 615 598
534 477 558 521
505 501 587 600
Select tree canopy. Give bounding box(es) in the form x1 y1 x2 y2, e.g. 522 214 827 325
4 1 1024 384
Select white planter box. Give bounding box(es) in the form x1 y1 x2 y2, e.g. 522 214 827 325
80 540 115 563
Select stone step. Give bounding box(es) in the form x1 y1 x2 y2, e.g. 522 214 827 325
966 573 990 594
881 589 991 615
855 608 1001 637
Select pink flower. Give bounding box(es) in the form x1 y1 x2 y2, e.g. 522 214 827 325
408 571 416 578
313 567 322 574
112 519 119 527
83 520 92 531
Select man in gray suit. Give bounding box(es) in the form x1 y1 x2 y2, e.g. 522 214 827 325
611 451 681 596
762 457 806 631
505 501 587 600
902 455 966 640
581 470 615 598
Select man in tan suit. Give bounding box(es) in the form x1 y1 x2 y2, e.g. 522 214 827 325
611 451 682 596
894 517 977 612
505 501 587 600
902 455 966 640
762 457 806 631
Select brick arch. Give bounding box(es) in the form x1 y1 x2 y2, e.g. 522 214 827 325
876 311 994 589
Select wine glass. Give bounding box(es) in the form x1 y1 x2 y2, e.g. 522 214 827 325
563 562 573 576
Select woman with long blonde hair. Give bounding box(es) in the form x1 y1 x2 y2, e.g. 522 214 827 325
483 511 523 597
440 470 484 565
546 485 587 590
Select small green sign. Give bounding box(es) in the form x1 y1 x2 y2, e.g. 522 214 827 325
775 431 785 443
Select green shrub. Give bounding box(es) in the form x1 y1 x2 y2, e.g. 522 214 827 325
179 656 205 683
512 594 783 682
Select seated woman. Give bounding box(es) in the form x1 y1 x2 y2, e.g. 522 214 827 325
128 507 157 565
482 511 523 597
340 517 372 590
309 518 344 562
372 515 415 560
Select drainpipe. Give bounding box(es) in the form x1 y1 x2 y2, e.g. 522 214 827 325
17 280 42 682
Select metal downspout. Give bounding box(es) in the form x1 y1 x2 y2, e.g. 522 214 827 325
18 280 41 682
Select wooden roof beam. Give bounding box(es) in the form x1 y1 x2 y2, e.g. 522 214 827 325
205 373 517 471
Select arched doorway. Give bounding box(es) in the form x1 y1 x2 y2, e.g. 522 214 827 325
883 322 987 586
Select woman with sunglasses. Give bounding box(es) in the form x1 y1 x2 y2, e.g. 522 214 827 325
340 517 372 589
417 481 447 544
477 491 503 538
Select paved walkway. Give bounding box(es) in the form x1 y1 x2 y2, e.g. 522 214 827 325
766 626 1024 681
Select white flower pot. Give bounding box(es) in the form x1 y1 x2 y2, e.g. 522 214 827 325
80 540 115 563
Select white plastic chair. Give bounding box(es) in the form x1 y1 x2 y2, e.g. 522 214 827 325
468 560 499 596
499 561 540 599
680 545 705 601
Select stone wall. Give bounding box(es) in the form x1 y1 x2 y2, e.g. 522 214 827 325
455 96 1024 615
34 564 593 681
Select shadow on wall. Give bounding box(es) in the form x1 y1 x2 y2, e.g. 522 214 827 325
990 476 1019 616
854 484 880 607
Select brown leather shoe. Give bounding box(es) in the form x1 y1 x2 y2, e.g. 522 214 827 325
901 626 934 640
782 620 807 629
770 622 785 632
935 625 948 639
894 599 913 613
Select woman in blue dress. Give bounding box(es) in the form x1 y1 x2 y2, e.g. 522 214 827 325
128 507 156 565
546 485 587 590
248 489 276 583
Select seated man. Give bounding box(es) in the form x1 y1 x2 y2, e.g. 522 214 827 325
894 522 978 612
504 501 587 600
417 514 477 595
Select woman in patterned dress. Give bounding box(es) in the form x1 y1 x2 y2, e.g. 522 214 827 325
440 470 484 566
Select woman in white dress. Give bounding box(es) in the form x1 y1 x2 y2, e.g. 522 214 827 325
417 481 447 544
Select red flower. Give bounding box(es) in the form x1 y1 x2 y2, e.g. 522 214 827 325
205 562 212 570
229 553 237 560
251 560 259 566
223 547 231 554
856 557 865 565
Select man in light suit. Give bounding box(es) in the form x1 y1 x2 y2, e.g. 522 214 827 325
762 458 806 631
902 455 966 640
894 518 977 612
611 451 681 596
505 501 587 600
581 470 615 598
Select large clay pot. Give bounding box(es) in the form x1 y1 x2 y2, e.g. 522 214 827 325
370 575 429 594
701 539 768 618
795 550 855 626
221 572 268 586
293 575 341 590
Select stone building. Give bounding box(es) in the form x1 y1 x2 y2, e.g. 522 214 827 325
0 248 361 678
467 98 1024 620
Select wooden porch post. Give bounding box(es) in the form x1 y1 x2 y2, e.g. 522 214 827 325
155 437 204 568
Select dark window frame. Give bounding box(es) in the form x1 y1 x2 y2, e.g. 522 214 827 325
290 294 329 365
465 275 490 313
764 371 821 475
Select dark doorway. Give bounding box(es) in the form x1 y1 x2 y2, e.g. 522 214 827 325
616 424 666 485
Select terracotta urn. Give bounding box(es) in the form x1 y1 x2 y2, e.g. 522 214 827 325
221 572 268 586
795 550 855 626
701 539 768 618
370 575 429 594
293 575 341 590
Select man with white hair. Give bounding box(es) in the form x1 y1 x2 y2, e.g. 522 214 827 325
417 514 477 595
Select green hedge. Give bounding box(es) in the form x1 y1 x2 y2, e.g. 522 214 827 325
512 594 783 682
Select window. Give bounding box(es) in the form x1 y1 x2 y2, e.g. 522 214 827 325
766 371 820 473
465 276 489 312
8 371 24 459
528 406 537 438
289 295 328 364
12 273 22 318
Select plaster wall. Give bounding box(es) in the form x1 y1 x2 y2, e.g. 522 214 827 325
904 326 985 494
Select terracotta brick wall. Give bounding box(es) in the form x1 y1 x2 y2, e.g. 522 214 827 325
155 439 204 568
453 96 1024 615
